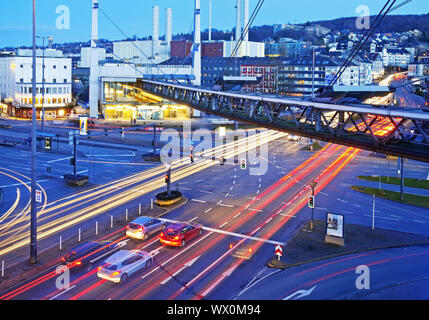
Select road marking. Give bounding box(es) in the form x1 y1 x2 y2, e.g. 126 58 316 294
204 208 213 214
191 199 207 203
337 198 347 203
219 221 229 228
49 285 76 300
353 204 361 208
219 203 234 208
47 157 71 164
412 219 426 224
200 264 239 297
199 190 213 194
364 214 400 221
279 213 297 218
234 212 242 218
160 256 200 285
283 286 317 300
189 216 198 222
247 208 263 212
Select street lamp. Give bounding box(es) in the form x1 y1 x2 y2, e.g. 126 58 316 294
309 180 317 231
35 35 51 132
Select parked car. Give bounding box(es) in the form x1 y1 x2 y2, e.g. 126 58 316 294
61 241 120 271
160 222 203 247
126 216 166 240
97 249 153 283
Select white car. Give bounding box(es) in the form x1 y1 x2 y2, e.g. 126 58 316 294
97 249 153 283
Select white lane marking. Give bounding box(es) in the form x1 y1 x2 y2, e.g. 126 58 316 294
199 190 213 194
412 219 426 224
219 203 234 208
190 216 198 222
279 213 297 218
49 285 77 300
353 204 361 208
204 208 213 214
283 286 317 300
234 212 242 219
247 208 263 212
219 221 229 228
180 187 192 190
337 198 348 203
200 264 239 297
160 255 201 285
47 157 71 163
191 199 207 203
364 214 400 221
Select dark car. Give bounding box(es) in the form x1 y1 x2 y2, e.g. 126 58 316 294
61 241 121 271
160 222 203 247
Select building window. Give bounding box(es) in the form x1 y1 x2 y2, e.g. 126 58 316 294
64 65 67 69
20 78 24 83
53 65 56 69
64 79 67 83
53 79 57 83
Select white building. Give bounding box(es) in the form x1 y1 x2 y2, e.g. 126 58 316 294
80 47 106 68
223 41 265 58
0 55 72 118
112 40 170 65
382 48 411 68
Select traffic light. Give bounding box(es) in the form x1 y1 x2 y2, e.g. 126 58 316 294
190 154 194 163
165 174 169 184
240 159 246 170
308 196 315 208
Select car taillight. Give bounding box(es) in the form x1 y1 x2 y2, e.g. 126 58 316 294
229 244 233 249
139 227 143 231
174 236 179 240
111 271 121 276
160 233 163 237
75 261 82 265
98 266 101 271
126 225 129 229
248 248 253 253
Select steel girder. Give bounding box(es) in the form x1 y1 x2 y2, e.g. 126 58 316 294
139 80 429 163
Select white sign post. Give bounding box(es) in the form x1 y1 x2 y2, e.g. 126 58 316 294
35 189 42 203
275 244 283 261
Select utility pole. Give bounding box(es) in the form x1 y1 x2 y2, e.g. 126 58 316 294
400 157 405 200
36 35 49 132
30 0 38 264
153 123 157 154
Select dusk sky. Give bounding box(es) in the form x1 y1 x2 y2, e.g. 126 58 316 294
1 0 427 47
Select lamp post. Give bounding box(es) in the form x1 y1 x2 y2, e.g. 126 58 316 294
309 180 317 231
30 0 38 264
36 35 50 132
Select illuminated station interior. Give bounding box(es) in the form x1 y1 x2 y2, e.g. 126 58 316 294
102 82 191 121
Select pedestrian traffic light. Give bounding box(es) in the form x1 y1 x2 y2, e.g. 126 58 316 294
240 159 246 170
190 154 194 163
308 196 315 208
165 174 169 184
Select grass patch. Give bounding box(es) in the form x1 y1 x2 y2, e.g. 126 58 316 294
358 176 429 190
351 185 429 208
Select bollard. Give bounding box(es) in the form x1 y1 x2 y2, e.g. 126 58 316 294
78 228 81 242
1 260 4 278
111 215 113 228
139 203 141 215
59 236 62 251
151 199 153 211
125 209 128 221
96 221 98 235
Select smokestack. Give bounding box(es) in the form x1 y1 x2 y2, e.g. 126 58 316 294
192 0 201 85
235 0 241 42
89 0 99 118
243 0 249 42
152 6 159 58
165 8 172 43
209 0 212 41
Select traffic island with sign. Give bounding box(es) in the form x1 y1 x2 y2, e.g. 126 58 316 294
63 174 89 186
267 219 429 269
155 190 183 206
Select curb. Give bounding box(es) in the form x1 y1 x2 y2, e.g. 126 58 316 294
267 240 429 269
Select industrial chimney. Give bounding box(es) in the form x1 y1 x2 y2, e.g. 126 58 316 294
235 0 241 42
152 6 159 58
192 0 201 86
165 8 172 43
89 0 99 118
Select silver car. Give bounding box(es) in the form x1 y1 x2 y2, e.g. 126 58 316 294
126 216 166 240
97 249 153 283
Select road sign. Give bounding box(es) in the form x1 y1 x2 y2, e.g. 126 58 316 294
190 145 194 151
35 189 42 203
308 195 315 208
275 244 282 261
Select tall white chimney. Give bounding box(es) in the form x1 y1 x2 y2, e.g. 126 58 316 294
192 0 201 86
243 0 249 42
235 0 241 42
89 0 99 118
243 0 249 56
165 8 172 43
208 0 212 41
152 6 159 58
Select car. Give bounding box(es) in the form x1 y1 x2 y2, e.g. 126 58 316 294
61 241 120 271
126 216 166 240
97 249 153 283
160 222 203 247
288 134 301 141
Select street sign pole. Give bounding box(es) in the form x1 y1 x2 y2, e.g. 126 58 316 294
30 0 38 264
153 123 157 154
73 134 77 179
309 181 317 231
372 194 375 230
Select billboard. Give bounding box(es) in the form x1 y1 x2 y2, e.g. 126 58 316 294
326 212 344 238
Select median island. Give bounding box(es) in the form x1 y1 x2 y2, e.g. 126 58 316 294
268 220 429 269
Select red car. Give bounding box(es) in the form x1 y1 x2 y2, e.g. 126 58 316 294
160 222 203 247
